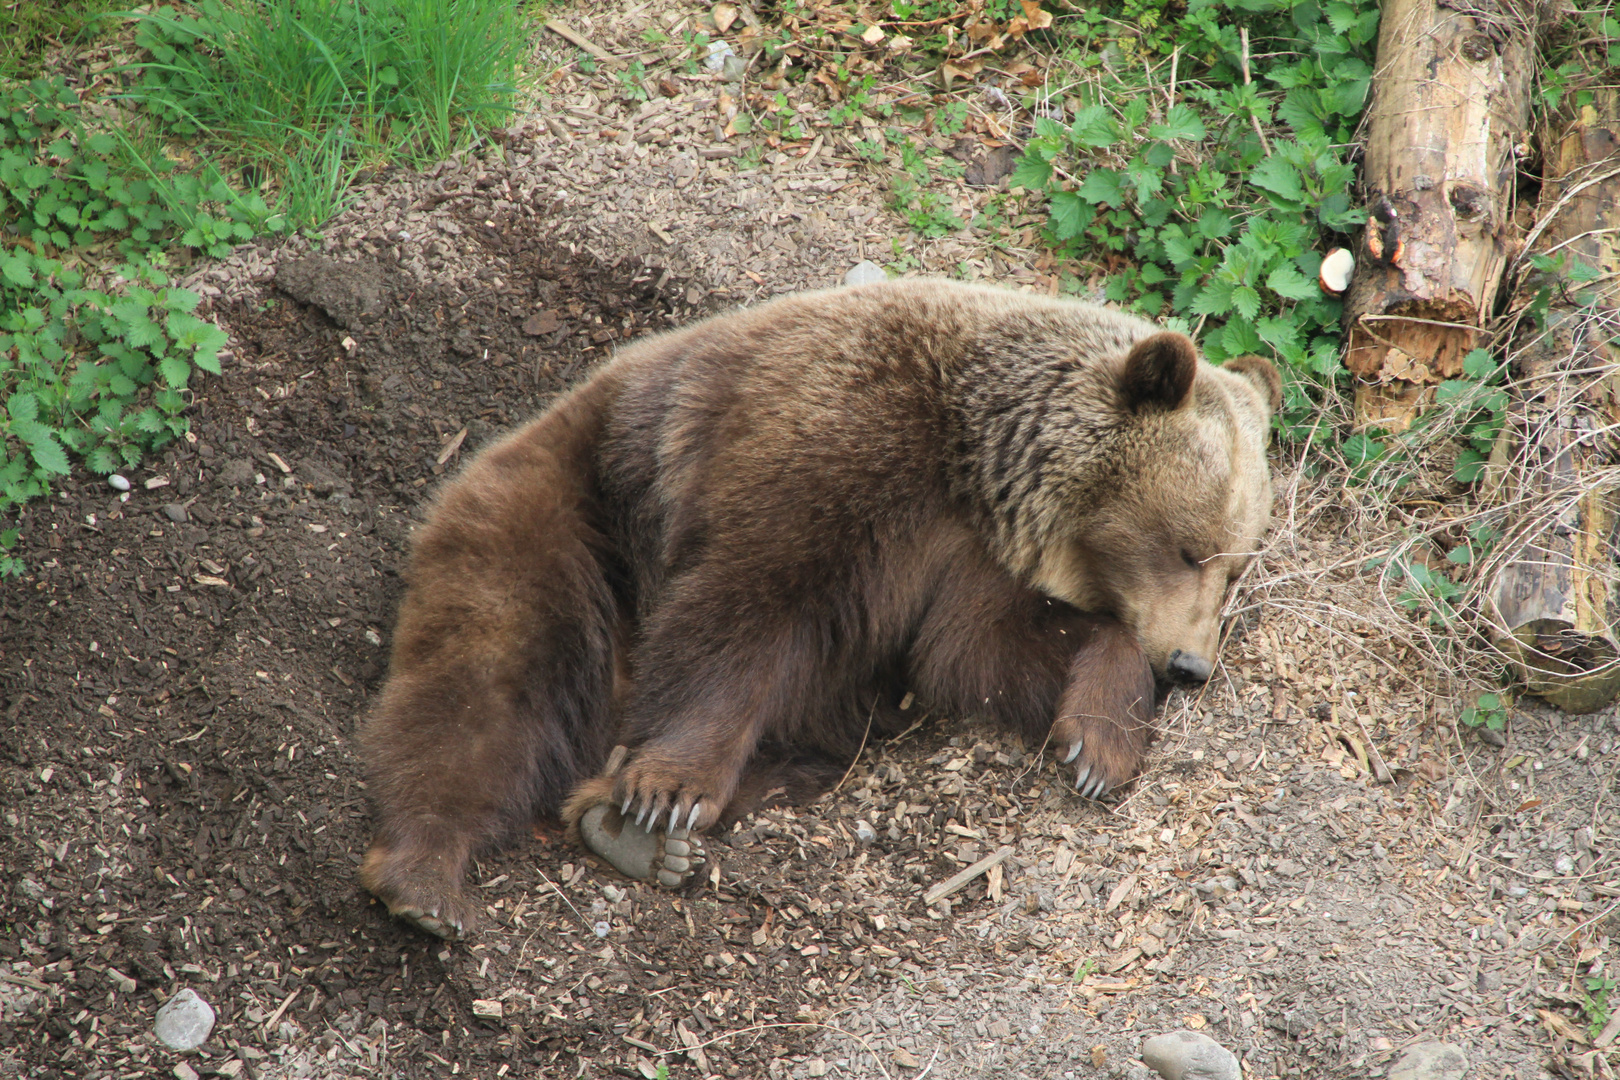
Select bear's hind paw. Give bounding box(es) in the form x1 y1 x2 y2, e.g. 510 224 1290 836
388 904 466 939
580 803 707 888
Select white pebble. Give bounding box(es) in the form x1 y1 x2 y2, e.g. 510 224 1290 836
108 474 131 491
593 921 611 938
844 260 887 287
1141 1030 1241 1080
154 987 215 1051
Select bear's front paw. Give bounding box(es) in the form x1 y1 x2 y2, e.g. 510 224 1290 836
1052 715 1150 800
578 804 708 888
360 840 478 939
611 756 727 837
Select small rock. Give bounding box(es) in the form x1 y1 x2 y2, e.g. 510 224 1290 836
853 820 877 844
154 988 215 1051
1388 1041 1468 1080
1140 1030 1241 1080
892 1048 921 1068
1477 726 1506 747
162 503 190 524
108 474 131 491
844 260 887 287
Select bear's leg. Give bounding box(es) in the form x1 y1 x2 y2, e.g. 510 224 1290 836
1047 619 1158 799
909 565 1157 799
564 588 844 885
359 407 622 937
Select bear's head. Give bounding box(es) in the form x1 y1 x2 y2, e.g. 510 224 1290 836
1032 333 1281 683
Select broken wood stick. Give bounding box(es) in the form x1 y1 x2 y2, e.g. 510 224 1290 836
1341 0 1535 430
923 845 1013 907
545 20 614 62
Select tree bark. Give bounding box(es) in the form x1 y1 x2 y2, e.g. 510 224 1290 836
1485 89 1620 712
1341 0 1535 430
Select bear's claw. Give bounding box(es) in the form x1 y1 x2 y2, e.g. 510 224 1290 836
389 905 463 939
579 803 707 888
1062 738 1083 764
1074 764 1112 800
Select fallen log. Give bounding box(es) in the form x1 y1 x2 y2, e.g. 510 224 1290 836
1485 88 1620 713
1341 0 1535 430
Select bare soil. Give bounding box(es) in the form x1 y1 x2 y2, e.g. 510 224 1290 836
3 8 1618 1080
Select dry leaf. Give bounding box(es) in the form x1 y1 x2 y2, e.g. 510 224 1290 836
892 1048 921 1068
712 1 738 32
1541 1008 1589 1045
1021 0 1053 28
861 23 886 44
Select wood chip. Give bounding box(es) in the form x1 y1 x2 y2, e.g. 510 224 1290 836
436 428 468 465
267 452 292 474
545 19 613 61
923 845 1013 906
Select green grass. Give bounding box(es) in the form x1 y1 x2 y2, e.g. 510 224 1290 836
0 0 123 81
124 0 525 227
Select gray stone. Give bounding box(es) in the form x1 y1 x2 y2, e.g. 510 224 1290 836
154 987 215 1051
1388 1041 1467 1080
162 503 189 524
1140 1030 1241 1080
844 260 887 287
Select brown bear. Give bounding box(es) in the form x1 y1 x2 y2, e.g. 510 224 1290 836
357 279 1280 938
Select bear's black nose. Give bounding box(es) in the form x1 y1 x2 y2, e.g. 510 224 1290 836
1166 650 1212 683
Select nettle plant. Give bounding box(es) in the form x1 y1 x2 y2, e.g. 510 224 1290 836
1013 0 1378 437
0 77 244 575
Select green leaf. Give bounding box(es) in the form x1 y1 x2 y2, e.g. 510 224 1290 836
1250 157 1305 204
2 254 33 287
1231 285 1261 321
1010 152 1053 190
87 446 117 474
1190 279 1234 316
1454 450 1486 484
126 318 165 351
158 355 191 388
1077 168 1126 208
1068 106 1117 148
1463 348 1497 380
1048 190 1087 240
7 390 39 422
1148 105 1205 142
1266 263 1319 301
21 428 69 475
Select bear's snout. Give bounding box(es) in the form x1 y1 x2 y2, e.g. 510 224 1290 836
1164 649 1213 683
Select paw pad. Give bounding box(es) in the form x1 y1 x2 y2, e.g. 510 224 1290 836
580 804 707 888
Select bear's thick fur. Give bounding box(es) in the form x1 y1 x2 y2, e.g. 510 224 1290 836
358 280 1279 936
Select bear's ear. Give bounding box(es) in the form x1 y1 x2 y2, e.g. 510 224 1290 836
1120 332 1198 413
1223 355 1283 414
